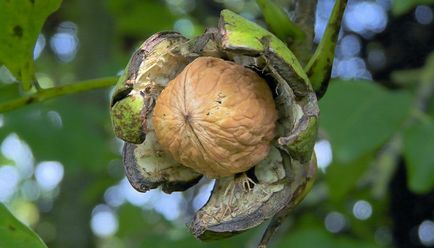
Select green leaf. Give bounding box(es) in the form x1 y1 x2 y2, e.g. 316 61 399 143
0 203 47 248
0 0 62 91
256 0 304 42
305 0 347 98
403 122 434 193
326 154 374 201
320 80 412 163
392 0 434 16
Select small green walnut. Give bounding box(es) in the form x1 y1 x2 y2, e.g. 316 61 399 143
111 91 145 144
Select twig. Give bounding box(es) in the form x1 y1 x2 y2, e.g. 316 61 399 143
257 213 286 248
0 76 117 113
371 54 434 197
291 0 317 64
371 134 402 198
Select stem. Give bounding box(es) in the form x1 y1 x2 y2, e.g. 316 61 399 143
291 0 317 65
0 76 117 113
257 216 285 248
305 0 348 98
371 134 402 198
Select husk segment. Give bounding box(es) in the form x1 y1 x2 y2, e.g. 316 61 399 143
112 32 202 193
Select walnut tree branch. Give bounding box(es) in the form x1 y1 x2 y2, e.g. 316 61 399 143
0 77 117 113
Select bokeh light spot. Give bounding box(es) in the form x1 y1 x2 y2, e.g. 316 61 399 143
375 227 393 246
367 48 386 70
21 180 41 201
104 185 125 208
50 32 79 62
35 161 64 191
1 133 34 178
50 22 79 63
0 166 20 202
325 211 346 233
340 34 361 58
47 111 63 129
173 18 195 38
415 5 433 25
119 177 153 206
314 140 333 172
335 57 372 79
345 2 387 35
90 204 118 238
110 178 185 220
193 180 215 211
418 220 434 246
352 200 373 220
165 0 196 15
153 192 183 221
0 66 16 84
314 0 335 43
33 34 46 60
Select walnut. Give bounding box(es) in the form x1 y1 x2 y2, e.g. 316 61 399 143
152 57 277 178
111 9 321 241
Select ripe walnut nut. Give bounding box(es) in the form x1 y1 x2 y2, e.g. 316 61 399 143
152 57 278 178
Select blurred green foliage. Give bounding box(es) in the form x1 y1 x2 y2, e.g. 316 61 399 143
320 80 412 163
403 122 434 193
0 0 433 248
392 0 434 15
107 0 177 36
0 96 117 172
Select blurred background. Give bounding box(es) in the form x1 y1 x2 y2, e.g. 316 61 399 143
0 0 433 247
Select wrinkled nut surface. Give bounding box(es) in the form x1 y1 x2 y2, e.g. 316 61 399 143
152 57 278 178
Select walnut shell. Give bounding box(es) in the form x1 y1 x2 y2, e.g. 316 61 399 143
152 57 278 178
